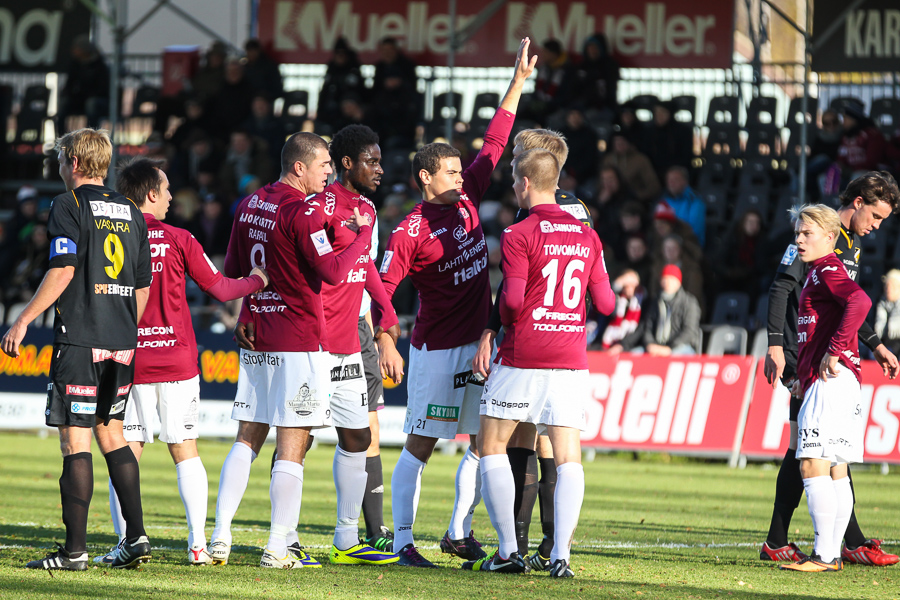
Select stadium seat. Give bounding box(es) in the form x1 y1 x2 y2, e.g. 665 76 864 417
785 123 815 169
429 91 463 139
671 95 697 125
870 97 900 137
746 96 778 126
751 294 769 331
711 292 750 327
745 124 781 158
705 95 739 127
469 92 499 130
701 187 729 226
773 191 800 222
786 96 817 130
861 226 890 261
704 123 740 158
281 90 309 132
750 328 768 358
630 94 658 122
706 325 748 356
130 85 159 119
696 157 734 191
732 191 770 223
736 158 773 196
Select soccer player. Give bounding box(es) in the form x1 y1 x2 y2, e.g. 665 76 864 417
762 172 900 566
471 128 593 568
464 148 614 576
208 132 375 568
1 129 152 570
376 38 537 567
779 205 872 572
91 158 269 566
244 125 403 565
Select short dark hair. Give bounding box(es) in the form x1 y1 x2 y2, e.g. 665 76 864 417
330 125 379 174
840 171 900 213
411 143 460 191
281 132 328 176
116 157 165 207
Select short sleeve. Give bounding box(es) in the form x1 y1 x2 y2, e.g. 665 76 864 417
500 227 528 281
47 192 81 268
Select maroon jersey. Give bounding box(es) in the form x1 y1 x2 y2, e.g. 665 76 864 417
495 204 613 370
797 252 872 393
224 181 369 352
135 215 263 384
379 108 515 350
318 182 396 354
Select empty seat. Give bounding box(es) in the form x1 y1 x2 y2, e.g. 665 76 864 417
706 96 739 128
745 124 781 158
671 95 697 125
281 90 309 132
750 328 768 358
630 94 659 122
711 292 751 327
751 294 769 331
706 325 748 356
787 96 818 130
470 92 499 128
696 157 734 191
736 159 773 195
732 191 770 223
747 96 778 126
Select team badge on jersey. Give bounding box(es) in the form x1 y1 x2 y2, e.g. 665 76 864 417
781 244 798 265
453 225 468 242
854 247 861 263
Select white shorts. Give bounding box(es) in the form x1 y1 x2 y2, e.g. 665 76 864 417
328 352 370 429
480 363 588 431
125 376 201 444
233 350 333 429
404 342 483 438
796 366 864 464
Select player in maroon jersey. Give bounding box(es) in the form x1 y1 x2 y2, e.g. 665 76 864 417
779 205 872 573
462 149 613 577
210 132 374 569
92 158 269 566
375 38 537 567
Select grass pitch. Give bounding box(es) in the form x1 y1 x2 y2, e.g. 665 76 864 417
0 432 898 599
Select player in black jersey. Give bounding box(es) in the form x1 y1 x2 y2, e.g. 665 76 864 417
761 171 900 566
465 129 593 570
1 129 153 571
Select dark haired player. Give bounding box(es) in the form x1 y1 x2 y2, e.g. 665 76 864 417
464 148 613 576
93 158 268 566
210 132 374 569
376 38 536 567
762 171 900 566
2 128 152 570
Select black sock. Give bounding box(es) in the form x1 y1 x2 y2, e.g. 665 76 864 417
105 446 145 541
362 455 385 539
537 457 557 557
507 447 537 556
60 452 93 554
843 467 866 549
766 447 804 548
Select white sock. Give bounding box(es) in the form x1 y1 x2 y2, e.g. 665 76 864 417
392 448 425 550
211 442 257 545
176 456 208 549
448 448 481 540
832 476 853 556
108 478 127 542
480 453 518 559
333 446 368 550
287 530 300 547
551 462 585 563
267 460 304 557
804 475 838 562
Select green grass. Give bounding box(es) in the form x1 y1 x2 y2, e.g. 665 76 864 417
0 431 898 599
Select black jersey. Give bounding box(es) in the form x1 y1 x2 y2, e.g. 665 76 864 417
513 189 593 228
47 184 152 350
767 223 879 379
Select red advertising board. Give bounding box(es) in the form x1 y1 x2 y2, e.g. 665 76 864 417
580 353 754 455
741 360 900 464
257 0 734 69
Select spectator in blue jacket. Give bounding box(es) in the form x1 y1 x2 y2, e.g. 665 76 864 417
662 166 705 247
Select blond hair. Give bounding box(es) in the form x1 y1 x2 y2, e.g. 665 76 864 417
513 129 568 169
55 128 112 180
884 269 900 286
513 148 560 193
790 204 841 247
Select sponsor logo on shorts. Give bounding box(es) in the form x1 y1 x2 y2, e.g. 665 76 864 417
331 363 362 381
71 402 97 415
426 404 459 422
117 384 132 396
47 383 53 392
802 442 821 449
91 349 135 365
67 385 97 397
110 400 126 414
242 352 282 366
124 424 144 432
288 383 320 417
185 398 198 429
453 370 484 389
233 401 251 409
798 428 819 441
491 399 529 409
